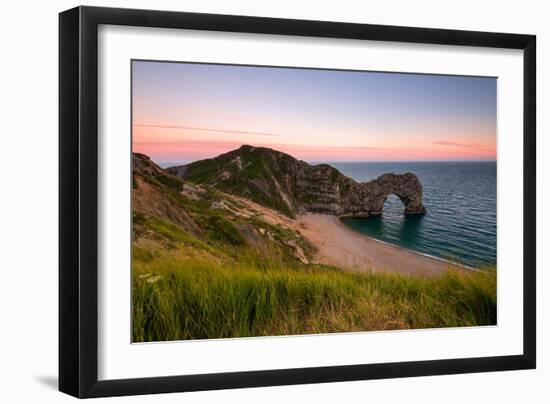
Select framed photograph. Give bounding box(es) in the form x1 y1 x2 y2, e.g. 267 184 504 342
59 6 536 398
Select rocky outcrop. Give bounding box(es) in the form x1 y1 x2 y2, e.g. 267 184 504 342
132 152 317 264
342 172 427 217
168 145 426 218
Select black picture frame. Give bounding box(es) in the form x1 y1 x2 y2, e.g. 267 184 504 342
59 5 536 398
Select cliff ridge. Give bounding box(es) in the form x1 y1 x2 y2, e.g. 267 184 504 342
167 145 426 218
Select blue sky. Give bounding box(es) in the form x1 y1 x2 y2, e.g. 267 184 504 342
133 60 497 163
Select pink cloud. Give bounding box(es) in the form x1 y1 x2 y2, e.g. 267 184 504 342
433 139 493 150
134 123 281 137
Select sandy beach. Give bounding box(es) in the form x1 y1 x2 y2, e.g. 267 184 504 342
226 194 464 277
297 213 465 277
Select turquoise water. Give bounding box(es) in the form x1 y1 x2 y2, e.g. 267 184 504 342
329 162 496 268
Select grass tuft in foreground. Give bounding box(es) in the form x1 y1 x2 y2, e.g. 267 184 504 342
132 249 496 342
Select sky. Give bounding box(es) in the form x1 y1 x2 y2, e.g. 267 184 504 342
132 60 497 165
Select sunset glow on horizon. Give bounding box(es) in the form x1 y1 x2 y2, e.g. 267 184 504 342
132 61 497 165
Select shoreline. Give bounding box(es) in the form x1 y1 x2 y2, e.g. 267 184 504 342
297 213 468 277
338 220 479 272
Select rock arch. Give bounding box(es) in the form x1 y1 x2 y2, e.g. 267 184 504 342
368 173 427 216
294 168 427 217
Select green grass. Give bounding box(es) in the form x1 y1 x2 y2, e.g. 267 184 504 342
182 149 296 217
155 172 184 191
202 215 246 246
132 248 496 342
182 159 220 183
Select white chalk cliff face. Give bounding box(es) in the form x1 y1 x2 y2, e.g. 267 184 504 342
168 145 426 218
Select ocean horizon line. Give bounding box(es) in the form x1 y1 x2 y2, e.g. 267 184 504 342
153 158 497 168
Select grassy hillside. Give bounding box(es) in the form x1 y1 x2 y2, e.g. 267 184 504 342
132 153 496 342
167 145 299 216
133 245 496 341
133 152 315 264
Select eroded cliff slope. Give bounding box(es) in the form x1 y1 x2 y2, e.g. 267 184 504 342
167 145 426 218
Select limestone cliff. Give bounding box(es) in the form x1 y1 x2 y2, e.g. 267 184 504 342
132 152 316 264
167 145 426 218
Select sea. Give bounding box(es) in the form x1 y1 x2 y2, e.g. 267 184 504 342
327 162 497 269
